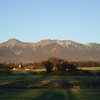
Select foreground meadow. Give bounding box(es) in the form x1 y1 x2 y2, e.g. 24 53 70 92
0 74 100 100
0 89 100 100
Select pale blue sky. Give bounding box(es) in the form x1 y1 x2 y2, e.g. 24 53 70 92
0 0 100 43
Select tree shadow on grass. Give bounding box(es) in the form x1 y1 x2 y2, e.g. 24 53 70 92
32 92 65 100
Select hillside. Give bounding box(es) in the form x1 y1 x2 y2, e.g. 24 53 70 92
0 38 100 63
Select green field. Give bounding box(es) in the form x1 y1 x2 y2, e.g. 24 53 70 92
0 74 100 100
81 67 100 71
0 89 100 100
0 74 100 81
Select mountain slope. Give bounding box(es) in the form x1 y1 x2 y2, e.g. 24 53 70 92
0 39 100 63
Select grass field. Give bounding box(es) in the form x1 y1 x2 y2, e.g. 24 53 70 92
80 67 100 71
0 74 100 81
0 89 100 100
0 74 100 100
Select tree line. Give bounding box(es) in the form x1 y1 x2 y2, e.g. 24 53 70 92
0 57 100 75
0 57 100 74
0 57 100 69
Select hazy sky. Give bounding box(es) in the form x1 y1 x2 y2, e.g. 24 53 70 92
0 0 100 43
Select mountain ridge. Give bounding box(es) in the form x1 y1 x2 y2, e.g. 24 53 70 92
0 38 100 63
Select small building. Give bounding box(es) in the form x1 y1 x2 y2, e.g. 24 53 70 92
19 64 22 69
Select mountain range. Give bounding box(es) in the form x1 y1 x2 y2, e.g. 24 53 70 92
0 38 100 63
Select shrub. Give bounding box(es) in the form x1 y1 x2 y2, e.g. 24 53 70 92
42 60 53 73
66 63 77 71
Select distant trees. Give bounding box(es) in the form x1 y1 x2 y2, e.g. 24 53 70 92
42 57 77 73
54 59 67 71
67 63 77 71
72 61 100 68
0 63 11 74
1 57 100 75
42 60 53 73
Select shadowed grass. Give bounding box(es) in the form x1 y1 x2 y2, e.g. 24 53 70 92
0 74 100 81
0 89 100 100
0 74 100 100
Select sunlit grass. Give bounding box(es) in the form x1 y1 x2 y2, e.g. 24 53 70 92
80 67 100 71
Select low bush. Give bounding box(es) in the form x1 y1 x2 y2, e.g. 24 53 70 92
31 69 93 76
